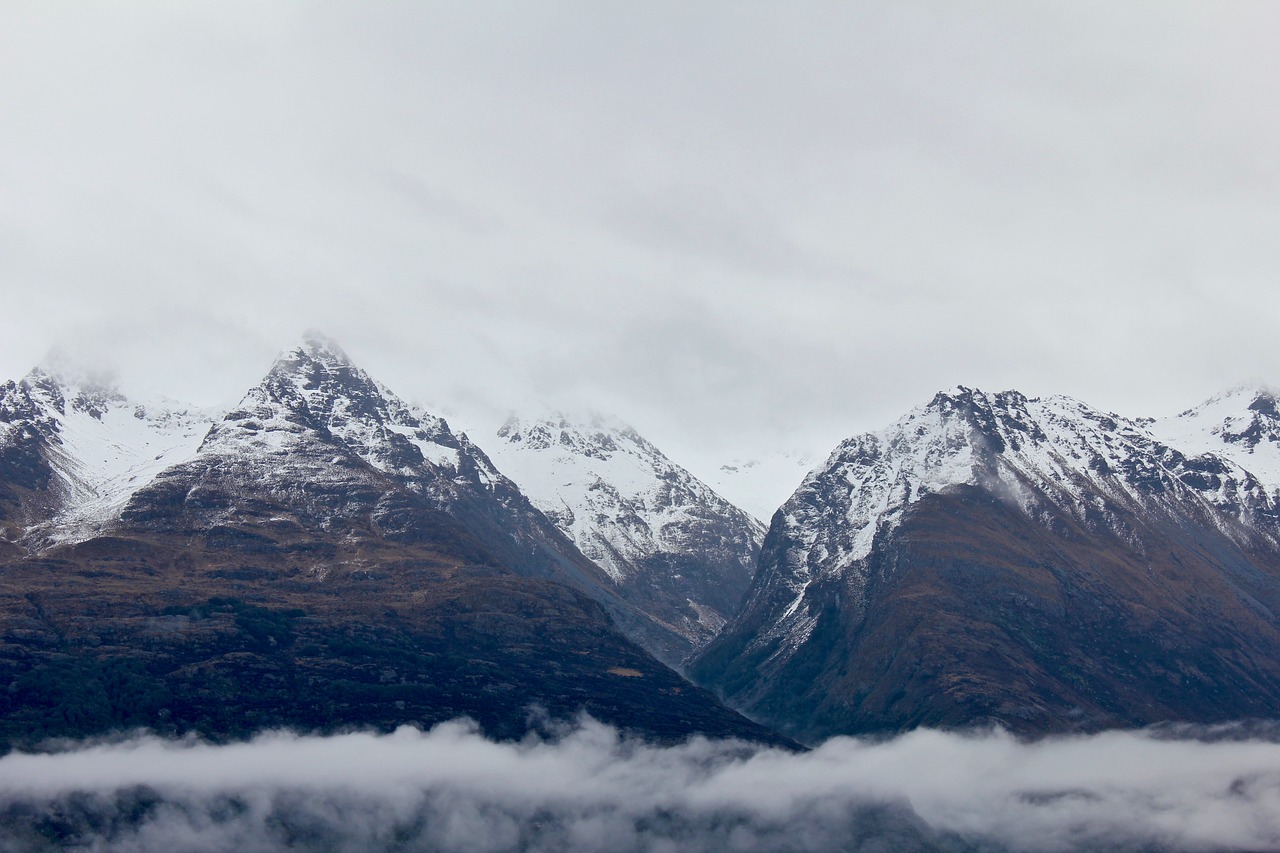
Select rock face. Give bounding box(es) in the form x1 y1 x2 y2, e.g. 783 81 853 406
488 413 764 664
690 387 1280 743
0 335 787 750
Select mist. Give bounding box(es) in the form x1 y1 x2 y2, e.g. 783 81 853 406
2 717 1278 852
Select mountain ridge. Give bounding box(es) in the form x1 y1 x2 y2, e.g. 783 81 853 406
691 384 1280 742
0 334 790 750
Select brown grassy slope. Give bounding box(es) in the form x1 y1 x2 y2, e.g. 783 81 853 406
0 506 789 751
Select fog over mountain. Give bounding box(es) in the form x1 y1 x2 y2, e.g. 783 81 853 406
3 719 1280 853
3 2 1280 476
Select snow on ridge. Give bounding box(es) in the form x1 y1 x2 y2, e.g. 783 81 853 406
819 387 1274 564
489 411 763 582
199 335 462 478
1152 385 1280 493
47 400 220 539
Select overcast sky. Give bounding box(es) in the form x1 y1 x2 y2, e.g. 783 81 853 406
3 1 1279 473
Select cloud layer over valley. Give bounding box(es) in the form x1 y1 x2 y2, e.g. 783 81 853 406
3 718 1278 852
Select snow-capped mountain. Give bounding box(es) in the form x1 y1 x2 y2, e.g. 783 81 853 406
691 386 1280 742
753 387 1278 651
1153 385 1280 493
0 335 786 749
488 412 764 657
123 334 617 588
2 334 710 663
0 364 218 550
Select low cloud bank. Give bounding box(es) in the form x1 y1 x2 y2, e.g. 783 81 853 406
1 718 1278 852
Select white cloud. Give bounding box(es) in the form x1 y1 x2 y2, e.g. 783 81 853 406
2 719 1279 852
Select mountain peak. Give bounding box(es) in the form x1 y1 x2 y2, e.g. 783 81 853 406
925 386 1032 417
260 332 388 411
1154 384 1280 489
1172 384 1278 418
1248 391 1280 418
487 408 765 660
296 329 352 364
272 330 358 378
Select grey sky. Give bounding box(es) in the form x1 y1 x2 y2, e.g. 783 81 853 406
3 2 1279 474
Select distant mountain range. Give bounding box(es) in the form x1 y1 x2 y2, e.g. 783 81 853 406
699 450 820 524
4 334 1280 748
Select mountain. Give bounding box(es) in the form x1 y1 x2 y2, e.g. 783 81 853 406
690 386 1280 743
0 335 787 750
487 412 764 663
119 334 617 596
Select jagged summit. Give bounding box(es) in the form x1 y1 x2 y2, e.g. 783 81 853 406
264 332 397 415
1170 384 1280 420
297 328 352 361
498 410 645 459
1 353 127 433
201 333 456 477
812 386 1277 562
491 409 764 581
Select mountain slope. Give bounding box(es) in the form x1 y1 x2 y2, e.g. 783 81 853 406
0 336 788 749
488 413 764 662
690 386 1280 742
